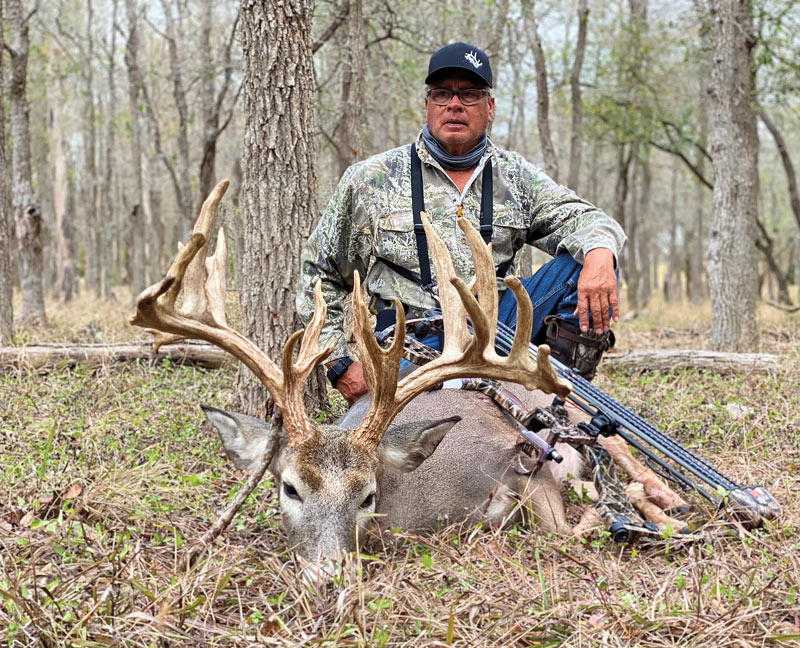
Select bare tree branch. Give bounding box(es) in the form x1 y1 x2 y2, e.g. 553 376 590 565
312 0 350 54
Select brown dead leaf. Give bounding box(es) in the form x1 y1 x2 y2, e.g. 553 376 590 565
585 612 606 631
20 511 34 527
65 483 83 499
2 508 26 526
260 614 281 635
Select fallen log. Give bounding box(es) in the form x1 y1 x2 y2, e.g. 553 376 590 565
0 342 234 372
603 349 781 374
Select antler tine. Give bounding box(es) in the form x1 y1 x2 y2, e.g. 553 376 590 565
350 215 571 449
131 179 333 447
279 282 334 445
349 270 406 445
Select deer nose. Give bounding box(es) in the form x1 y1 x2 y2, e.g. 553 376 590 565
299 558 338 585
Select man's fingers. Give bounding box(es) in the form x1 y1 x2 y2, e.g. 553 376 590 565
574 292 590 332
589 293 604 334
609 289 620 323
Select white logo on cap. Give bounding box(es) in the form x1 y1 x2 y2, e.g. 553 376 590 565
465 51 483 69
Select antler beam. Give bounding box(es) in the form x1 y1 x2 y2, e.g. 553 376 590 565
130 180 332 446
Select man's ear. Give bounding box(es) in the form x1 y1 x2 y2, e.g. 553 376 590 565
377 416 461 473
201 405 285 472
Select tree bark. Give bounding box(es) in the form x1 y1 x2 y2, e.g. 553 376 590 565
237 0 327 418
8 0 46 326
522 0 559 181
0 0 14 342
707 0 759 351
568 0 589 192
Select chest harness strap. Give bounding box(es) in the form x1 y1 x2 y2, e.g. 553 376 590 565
410 143 495 291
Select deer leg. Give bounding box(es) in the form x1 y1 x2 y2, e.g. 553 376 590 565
571 505 603 538
520 467 569 534
625 482 690 534
598 435 690 513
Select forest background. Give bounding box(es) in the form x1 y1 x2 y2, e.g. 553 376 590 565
1 0 799 356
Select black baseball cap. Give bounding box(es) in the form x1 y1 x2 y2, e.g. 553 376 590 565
425 42 493 88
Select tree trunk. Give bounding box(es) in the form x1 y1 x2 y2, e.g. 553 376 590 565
0 0 14 342
8 0 45 326
568 0 589 192
755 217 792 305
100 0 119 301
130 204 144 297
124 0 146 298
331 0 366 177
83 0 100 297
707 0 759 351
758 109 800 232
197 0 239 212
47 47 74 304
158 0 193 244
237 0 326 418
636 149 652 305
664 159 682 302
615 144 636 308
522 0 559 181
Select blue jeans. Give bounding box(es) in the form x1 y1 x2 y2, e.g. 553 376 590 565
399 253 585 369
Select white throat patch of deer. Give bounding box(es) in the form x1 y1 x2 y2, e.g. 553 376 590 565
132 179 615 563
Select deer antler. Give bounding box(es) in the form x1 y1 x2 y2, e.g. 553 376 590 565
350 213 571 449
130 180 332 446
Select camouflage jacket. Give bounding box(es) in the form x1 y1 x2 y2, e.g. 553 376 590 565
297 131 626 361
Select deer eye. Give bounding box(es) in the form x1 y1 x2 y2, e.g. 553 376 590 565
360 493 376 509
282 481 302 501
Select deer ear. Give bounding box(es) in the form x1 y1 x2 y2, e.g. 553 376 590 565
377 416 460 473
201 405 285 472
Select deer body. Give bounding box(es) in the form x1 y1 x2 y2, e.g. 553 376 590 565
205 383 583 560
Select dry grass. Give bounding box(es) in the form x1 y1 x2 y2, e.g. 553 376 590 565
1 293 799 646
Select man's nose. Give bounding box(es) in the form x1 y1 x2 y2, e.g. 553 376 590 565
446 93 465 108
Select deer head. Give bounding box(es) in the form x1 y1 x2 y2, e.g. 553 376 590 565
131 180 570 561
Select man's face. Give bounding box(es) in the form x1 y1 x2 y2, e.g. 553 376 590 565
425 71 494 157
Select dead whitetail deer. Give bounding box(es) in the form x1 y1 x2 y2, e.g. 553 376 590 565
132 180 688 566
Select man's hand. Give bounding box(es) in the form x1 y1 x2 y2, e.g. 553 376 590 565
336 361 368 405
574 248 619 334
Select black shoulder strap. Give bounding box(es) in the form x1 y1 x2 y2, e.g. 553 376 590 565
480 159 493 243
410 144 434 290
410 143 498 289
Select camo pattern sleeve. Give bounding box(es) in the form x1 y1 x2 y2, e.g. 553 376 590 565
498 149 627 263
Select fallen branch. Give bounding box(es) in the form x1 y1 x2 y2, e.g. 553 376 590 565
603 349 781 374
767 300 800 313
0 342 234 372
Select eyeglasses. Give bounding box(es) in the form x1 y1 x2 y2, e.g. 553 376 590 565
426 88 491 106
